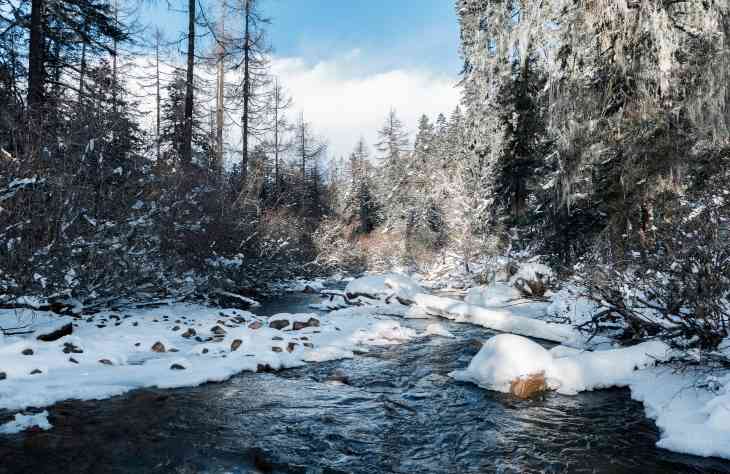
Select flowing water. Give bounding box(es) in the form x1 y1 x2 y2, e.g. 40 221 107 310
1 293 729 474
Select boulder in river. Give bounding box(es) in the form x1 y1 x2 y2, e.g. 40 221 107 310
231 339 243 351
151 342 166 353
292 318 320 331
37 323 73 342
21 348 34 356
509 373 547 399
269 319 290 331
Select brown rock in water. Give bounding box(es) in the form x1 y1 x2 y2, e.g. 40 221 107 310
248 321 263 330
37 323 73 342
170 363 186 370
21 348 34 356
181 328 196 338
0 372 6 380
509 373 547 399
271 347 283 353
151 342 166 353
98 359 114 366
269 319 290 331
231 339 243 351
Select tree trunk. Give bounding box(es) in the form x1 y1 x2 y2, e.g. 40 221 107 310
27 0 45 113
273 79 279 195
214 4 225 178
241 0 251 184
155 31 161 164
182 0 196 167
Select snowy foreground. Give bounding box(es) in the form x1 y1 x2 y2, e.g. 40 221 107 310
0 300 415 432
2 272 730 462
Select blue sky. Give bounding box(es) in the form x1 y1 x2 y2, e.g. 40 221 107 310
141 0 462 159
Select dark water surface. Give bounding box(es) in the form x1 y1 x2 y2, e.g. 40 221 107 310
1 293 729 474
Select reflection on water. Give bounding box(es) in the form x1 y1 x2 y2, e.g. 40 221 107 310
1 295 729 474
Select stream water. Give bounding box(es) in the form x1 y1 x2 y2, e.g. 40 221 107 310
1 293 729 473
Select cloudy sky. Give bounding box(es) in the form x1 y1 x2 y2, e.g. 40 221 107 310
142 0 462 160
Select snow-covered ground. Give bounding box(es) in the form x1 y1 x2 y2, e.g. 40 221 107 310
0 302 416 417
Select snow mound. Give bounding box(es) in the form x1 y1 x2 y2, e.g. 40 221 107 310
452 334 671 395
451 334 553 393
465 283 522 307
0 411 52 434
345 273 423 303
510 262 554 285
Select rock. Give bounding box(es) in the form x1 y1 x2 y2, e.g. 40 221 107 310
21 348 34 356
231 339 243 351
232 316 246 324
257 363 275 373
30 369 43 375
175 319 181 324
62 342 83 354
37 323 73 342
132 322 139 327
303 343 314 349
99 359 113 366
272 336 283 341
170 363 186 370
181 328 196 338
271 347 283 353
327 368 349 384
69 358 79 364
172 326 180 332
300 336 309 341
292 318 321 331
509 373 547 399
211 325 227 336
269 319 290 331
302 285 318 294
151 342 166 353
168 348 179 353
0 372 6 381
202 348 209 354
134 342 141 347
286 342 298 353
248 321 263 330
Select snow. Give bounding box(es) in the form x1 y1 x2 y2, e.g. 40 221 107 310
413 293 605 348
345 273 423 303
452 334 671 395
509 262 554 285
423 323 455 338
0 303 415 415
451 334 553 393
0 411 52 434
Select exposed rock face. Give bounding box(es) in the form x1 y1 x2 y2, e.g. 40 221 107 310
231 339 243 351
151 342 166 353
269 320 290 331
37 323 73 342
509 373 547 399
292 318 320 331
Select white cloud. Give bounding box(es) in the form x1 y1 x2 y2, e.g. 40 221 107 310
270 51 460 160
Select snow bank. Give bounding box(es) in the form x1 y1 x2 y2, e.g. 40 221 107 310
345 273 423 303
413 293 604 348
0 411 52 434
452 334 671 395
0 303 415 415
630 369 730 460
